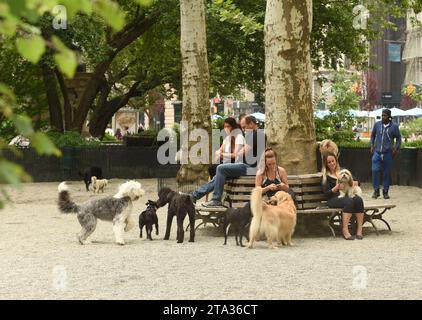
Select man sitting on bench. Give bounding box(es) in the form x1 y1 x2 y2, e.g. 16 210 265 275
191 115 264 208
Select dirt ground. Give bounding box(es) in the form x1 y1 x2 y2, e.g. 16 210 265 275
1 179 421 300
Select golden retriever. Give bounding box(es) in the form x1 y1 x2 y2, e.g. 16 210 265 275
320 139 339 158
337 169 362 198
248 188 297 249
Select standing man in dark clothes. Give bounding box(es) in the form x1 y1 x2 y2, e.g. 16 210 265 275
370 109 402 199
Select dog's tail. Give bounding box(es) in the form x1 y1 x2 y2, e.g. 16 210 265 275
58 182 79 214
249 187 264 236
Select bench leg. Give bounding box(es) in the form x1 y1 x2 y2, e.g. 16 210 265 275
379 218 392 231
328 212 340 238
364 211 380 236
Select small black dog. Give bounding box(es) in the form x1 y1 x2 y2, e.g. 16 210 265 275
223 202 252 247
156 187 195 243
79 167 103 192
139 200 159 240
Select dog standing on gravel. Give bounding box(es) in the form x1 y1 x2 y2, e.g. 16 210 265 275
91 176 108 193
156 187 195 243
248 188 296 249
79 167 103 192
58 180 145 245
223 202 252 247
139 200 159 240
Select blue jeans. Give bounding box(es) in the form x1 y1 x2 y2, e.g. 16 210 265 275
372 151 393 192
192 163 249 201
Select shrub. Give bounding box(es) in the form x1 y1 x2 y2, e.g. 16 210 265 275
45 131 101 148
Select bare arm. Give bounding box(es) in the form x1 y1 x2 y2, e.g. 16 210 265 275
277 167 289 192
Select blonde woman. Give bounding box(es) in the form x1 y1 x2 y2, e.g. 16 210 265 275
321 152 364 240
255 148 296 204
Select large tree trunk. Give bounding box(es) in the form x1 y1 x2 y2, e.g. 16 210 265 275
41 64 64 133
264 0 316 174
177 0 211 185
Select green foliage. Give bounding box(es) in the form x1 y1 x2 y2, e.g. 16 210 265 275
0 0 128 208
315 70 363 143
338 140 371 149
102 132 118 142
404 140 422 148
45 131 101 148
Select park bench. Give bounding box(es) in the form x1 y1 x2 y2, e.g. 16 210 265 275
194 173 396 237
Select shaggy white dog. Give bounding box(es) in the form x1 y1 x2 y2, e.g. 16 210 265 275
337 169 363 198
58 180 145 245
91 176 108 193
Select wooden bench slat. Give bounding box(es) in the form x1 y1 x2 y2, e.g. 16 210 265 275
301 186 324 193
300 194 327 201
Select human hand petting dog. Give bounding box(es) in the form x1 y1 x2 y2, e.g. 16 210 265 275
353 181 359 187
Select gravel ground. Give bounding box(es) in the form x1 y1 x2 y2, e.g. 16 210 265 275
0 179 421 300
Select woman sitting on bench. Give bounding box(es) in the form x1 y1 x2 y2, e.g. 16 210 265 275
255 148 297 205
321 152 364 240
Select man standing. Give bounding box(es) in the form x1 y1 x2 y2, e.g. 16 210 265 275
370 109 402 199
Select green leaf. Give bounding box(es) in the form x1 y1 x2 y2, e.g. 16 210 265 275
0 160 27 185
15 35 46 64
59 0 92 19
52 36 78 78
11 114 34 136
135 0 154 6
54 52 77 78
93 0 125 31
31 132 62 157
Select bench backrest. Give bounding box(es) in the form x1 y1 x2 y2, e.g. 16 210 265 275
223 173 325 210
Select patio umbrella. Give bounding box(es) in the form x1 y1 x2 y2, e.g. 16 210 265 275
404 107 422 116
250 112 265 121
370 107 407 118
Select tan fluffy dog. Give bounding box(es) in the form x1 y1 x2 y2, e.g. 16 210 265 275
91 176 108 193
320 139 339 158
248 188 297 249
337 169 362 198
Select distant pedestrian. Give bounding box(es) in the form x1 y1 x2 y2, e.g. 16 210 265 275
370 109 402 199
115 128 123 140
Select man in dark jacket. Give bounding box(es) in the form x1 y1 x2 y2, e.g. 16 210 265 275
370 109 402 199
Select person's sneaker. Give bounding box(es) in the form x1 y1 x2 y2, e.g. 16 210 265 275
202 200 224 208
383 191 390 199
372 189 380 199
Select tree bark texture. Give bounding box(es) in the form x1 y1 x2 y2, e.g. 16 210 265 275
264 0 317 174
177 0 211 184
41 64 64 132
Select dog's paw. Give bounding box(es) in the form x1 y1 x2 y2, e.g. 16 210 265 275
116 241 125 246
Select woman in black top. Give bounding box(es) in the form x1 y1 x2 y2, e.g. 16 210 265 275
256 148 297 204
321 152 364 240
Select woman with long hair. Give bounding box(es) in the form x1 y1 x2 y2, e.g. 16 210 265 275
208 117 244 178
321 152 364 240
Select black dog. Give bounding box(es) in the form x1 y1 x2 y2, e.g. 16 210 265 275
79 167 103 191
223 202 252 247
139 200 159 240
156 187 195 243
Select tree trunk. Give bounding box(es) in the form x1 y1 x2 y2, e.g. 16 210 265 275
41 64 64 133
177 0 211 185
55 69 72 131
264 0 316 174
